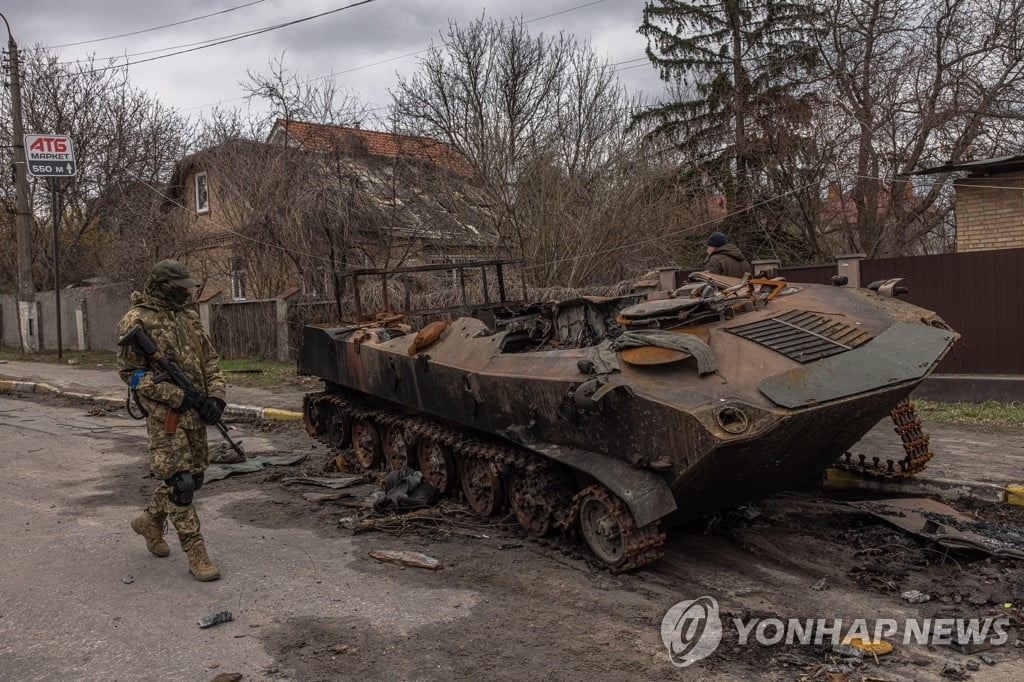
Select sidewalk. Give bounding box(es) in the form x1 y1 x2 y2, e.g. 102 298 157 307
0 359 306 421
2 358 1022 506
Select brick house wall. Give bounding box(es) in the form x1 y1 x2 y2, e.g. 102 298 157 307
955 171 1024 252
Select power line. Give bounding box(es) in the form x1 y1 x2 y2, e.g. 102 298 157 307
74 0 378 77
181 0 623 114
45 1 266 49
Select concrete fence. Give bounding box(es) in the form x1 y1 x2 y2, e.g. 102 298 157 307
1 283 132 352
0 285 340 361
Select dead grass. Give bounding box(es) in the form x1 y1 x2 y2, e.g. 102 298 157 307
915 399 1024 428
220 357 299 387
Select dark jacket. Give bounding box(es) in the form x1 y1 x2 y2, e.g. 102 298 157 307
704 243 752 278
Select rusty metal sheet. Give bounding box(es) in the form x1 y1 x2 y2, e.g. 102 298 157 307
517 441 677 527
758 323 956 408
620 346 690 365
849 497 1024 559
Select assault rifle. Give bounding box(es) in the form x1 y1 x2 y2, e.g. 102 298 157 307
117 325 245 460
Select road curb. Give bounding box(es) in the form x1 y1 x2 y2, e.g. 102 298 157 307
0 379 303 422
823 467 1024 507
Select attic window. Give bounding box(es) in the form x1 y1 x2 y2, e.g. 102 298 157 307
195 171 210 215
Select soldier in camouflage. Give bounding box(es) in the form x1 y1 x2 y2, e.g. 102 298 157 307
117 260 227 582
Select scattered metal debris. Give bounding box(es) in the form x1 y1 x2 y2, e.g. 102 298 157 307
121 575 134 585
843 637 893 655
368 550 442 570
849 497 1024 559
902 590 931 603
198 611 234 629
811 577 828 591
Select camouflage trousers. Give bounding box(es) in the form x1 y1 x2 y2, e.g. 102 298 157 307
143 417 210 552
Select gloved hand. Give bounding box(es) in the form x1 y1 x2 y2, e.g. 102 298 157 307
197 396 226 424
165 470 195 506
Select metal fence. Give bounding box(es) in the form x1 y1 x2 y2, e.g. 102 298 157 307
861 248 1024 374
778 263 837 285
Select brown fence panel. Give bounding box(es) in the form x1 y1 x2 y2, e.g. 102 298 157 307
861 247 1024 374
778 263 836 285
210 299 279 360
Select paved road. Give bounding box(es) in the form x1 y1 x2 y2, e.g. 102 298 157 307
0 359 310 412
0 398 468 681
2 395 1022 681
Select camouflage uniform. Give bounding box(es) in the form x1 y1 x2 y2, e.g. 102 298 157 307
117 260 226 579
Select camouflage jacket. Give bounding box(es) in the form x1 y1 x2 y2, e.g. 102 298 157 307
116 291 226 429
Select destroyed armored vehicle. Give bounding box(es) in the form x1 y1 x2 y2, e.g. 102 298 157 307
299 261 958 570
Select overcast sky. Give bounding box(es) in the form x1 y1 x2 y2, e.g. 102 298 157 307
5 0 667 128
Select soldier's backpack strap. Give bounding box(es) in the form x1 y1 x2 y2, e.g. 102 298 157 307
126 368 148 419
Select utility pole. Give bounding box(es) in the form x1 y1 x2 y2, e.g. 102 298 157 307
3 13 38 352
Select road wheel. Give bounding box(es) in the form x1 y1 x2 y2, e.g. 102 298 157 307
381 423 414 472
351 418 382 470
577 487 630 569
459 455 503 516
416 437 456 494
508 464 572 537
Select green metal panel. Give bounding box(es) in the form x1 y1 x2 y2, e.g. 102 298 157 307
759 323 957 408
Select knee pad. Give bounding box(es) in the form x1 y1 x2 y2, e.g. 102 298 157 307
193 472 204 492
165 470 195 506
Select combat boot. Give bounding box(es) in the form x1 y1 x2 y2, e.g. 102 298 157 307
131 512 170 558
185 540 221 582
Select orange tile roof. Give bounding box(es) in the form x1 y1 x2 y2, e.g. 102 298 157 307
269 119 471 174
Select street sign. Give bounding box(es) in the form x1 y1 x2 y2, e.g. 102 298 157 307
24 134 77 177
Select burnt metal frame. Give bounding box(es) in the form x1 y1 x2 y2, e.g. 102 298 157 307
351 259 526 319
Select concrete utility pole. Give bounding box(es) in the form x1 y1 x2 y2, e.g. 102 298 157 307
2 14 38 352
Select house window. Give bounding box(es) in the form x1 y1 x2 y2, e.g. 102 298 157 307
230 257 247 300
195 171 210 215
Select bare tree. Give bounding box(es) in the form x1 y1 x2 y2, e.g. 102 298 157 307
393 16 700 287
803 0 1024 257
0 48 194 291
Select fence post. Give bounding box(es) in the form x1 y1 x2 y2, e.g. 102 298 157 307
275 298 289 362
751 259 781 278
198 301 212 335
657 267 680 292
74 297 87 350
835 253 866 287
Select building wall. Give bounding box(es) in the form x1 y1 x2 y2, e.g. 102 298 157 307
955 172 1024 252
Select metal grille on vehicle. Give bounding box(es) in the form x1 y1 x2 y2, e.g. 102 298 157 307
725 309 873 363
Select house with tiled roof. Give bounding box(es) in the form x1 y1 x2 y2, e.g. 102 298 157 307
165 122 496 302
266 119 472 174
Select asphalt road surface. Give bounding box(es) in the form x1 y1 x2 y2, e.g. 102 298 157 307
2 394 1023 681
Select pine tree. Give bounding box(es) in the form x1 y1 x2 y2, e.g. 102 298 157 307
636 0 820 244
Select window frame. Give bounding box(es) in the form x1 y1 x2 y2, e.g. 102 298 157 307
194 171 210 215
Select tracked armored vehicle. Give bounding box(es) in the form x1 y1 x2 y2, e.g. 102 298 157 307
299 262 958 570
